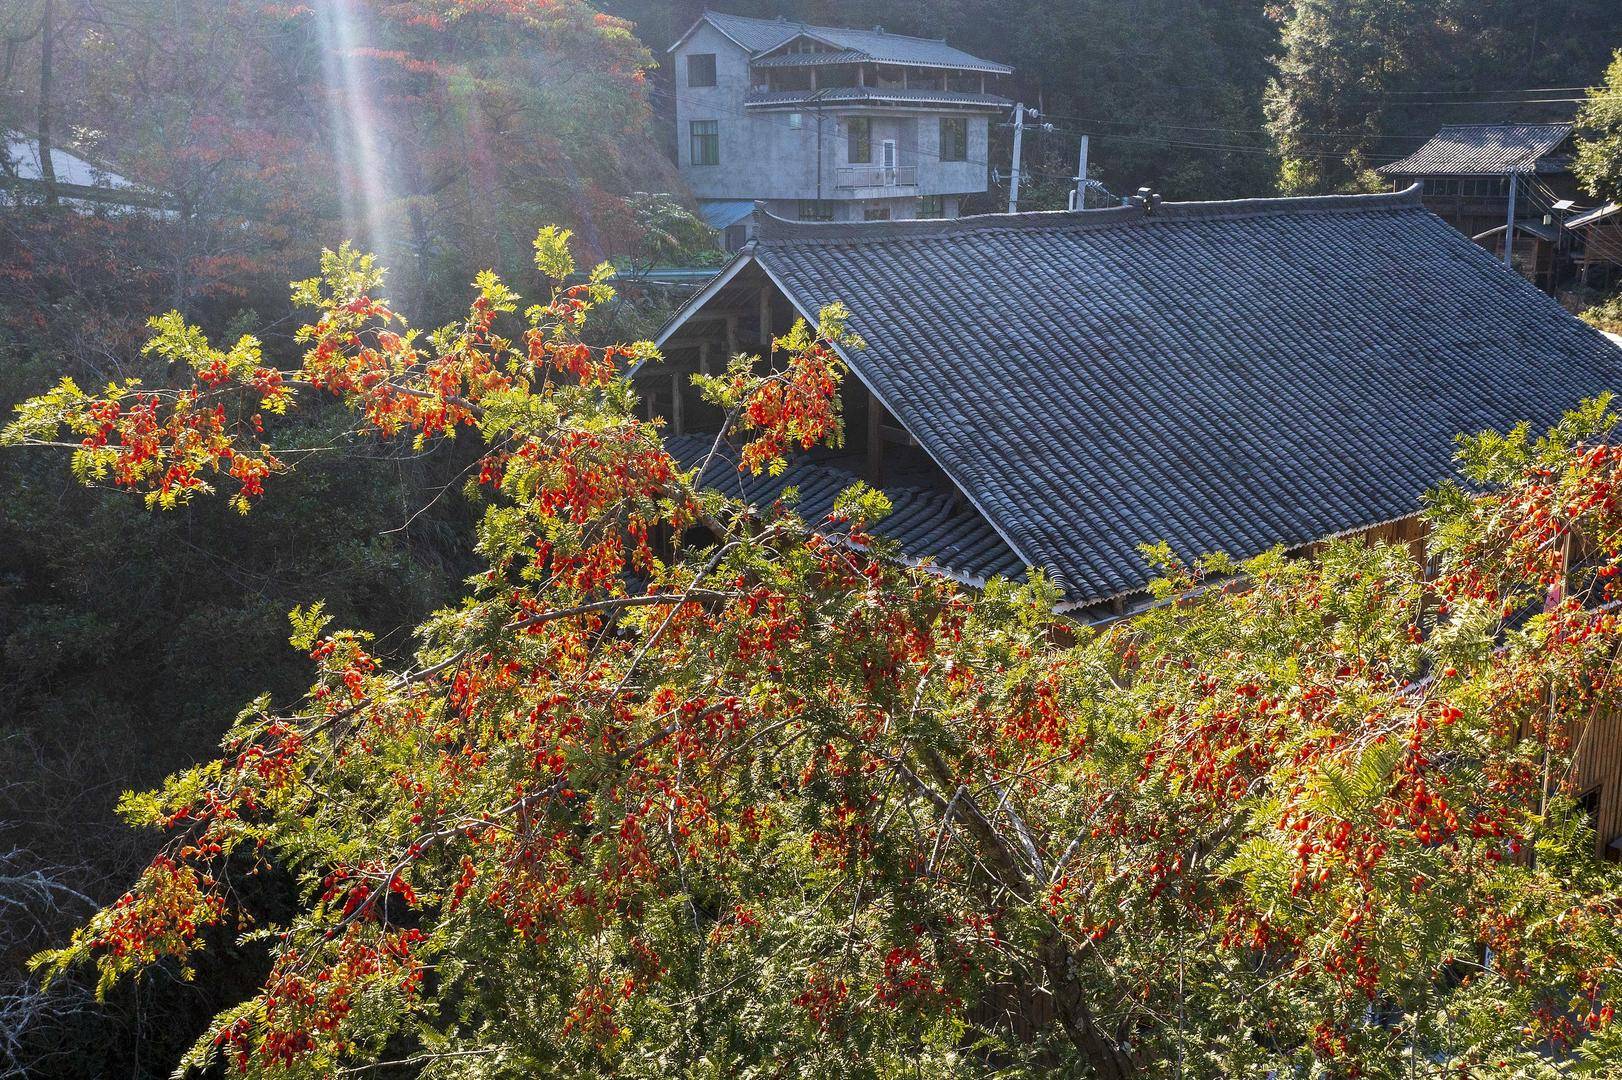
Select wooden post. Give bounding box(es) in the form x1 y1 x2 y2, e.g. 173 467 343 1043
670 372 685 436
1504 172 1519 270
866 391 885 487
758 289 773 347
699 341 713 375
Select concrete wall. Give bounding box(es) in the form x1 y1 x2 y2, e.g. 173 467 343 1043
674 20 993 213
675 23 836 202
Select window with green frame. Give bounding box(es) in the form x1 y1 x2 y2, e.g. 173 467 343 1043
690 120 719 166
940 117 967 162
797 200 836 221
847 118 872 164
918 195 945 219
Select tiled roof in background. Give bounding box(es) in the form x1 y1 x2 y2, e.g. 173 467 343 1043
744 87 1011 110
665 434 1024 585
1376 124 1574 176
749 188 1622 604
695 11 1012 74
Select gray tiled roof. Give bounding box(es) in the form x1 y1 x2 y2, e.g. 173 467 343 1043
665 434 1024 584
746 188 1622 604
749 50 871 69
1377 124 1573 176
696 11 1011 74
745 87 1011 110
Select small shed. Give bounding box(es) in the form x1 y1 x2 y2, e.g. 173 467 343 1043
1568 203 1622 289
1473 218 1562 289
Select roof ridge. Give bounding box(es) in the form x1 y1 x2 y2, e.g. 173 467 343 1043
707 8 941 45
1155 186 1425 221
1434 121 1574 131
753 187 1426 246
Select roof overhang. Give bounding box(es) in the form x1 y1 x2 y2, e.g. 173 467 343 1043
1569 203 1622 230
653 237 1043 585
667 12 755 54
652 246 760 352
745 92 1011 112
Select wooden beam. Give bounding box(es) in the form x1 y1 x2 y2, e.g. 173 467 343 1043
866 391 885 487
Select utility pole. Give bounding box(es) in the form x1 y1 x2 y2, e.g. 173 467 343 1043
1008 103 1029 214
1069 134 1090 211
1503 172 1519 271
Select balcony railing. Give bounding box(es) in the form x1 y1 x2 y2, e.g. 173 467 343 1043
836 165 917 190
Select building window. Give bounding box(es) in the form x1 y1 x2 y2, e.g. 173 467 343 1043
788 112 803 129
1579 786 1602 832
940 117 968 162
687 53 717 88
690 120 720 166
919 195 945 219
847 118 872 164
797 200 836 221
865 206 892 221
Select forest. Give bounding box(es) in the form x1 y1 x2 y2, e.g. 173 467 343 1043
0 1 1620 1077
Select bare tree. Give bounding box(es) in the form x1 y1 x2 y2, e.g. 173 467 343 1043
0 838 94 1079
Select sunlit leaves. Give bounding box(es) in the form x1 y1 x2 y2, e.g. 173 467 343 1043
13 231 1622 1078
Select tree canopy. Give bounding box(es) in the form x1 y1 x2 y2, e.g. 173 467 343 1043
6 232 1622 1077
1574 49 1622 203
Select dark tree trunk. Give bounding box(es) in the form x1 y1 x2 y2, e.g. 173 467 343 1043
37 0 57 205
1039 935 1139 1079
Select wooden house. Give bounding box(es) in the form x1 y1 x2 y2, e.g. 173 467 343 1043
649 186 1622 854
1377 124 1579 240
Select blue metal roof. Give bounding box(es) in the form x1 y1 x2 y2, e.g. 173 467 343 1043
699 200 756 231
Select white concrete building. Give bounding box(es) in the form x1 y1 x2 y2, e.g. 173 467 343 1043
668 11 1011 247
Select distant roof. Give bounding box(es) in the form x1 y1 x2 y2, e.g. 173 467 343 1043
663 187 1622 606
1472 219 1561 243
1569 203 1621 230
664 434 1023 586
2 129 170 212
673 10 1011 75
2 129 137 188
1377 124 1574 176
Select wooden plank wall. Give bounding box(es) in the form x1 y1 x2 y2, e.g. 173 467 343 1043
1570 699 1622 860
1313 515 1620 859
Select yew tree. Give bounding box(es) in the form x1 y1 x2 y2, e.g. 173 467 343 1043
6 232 1622 1078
